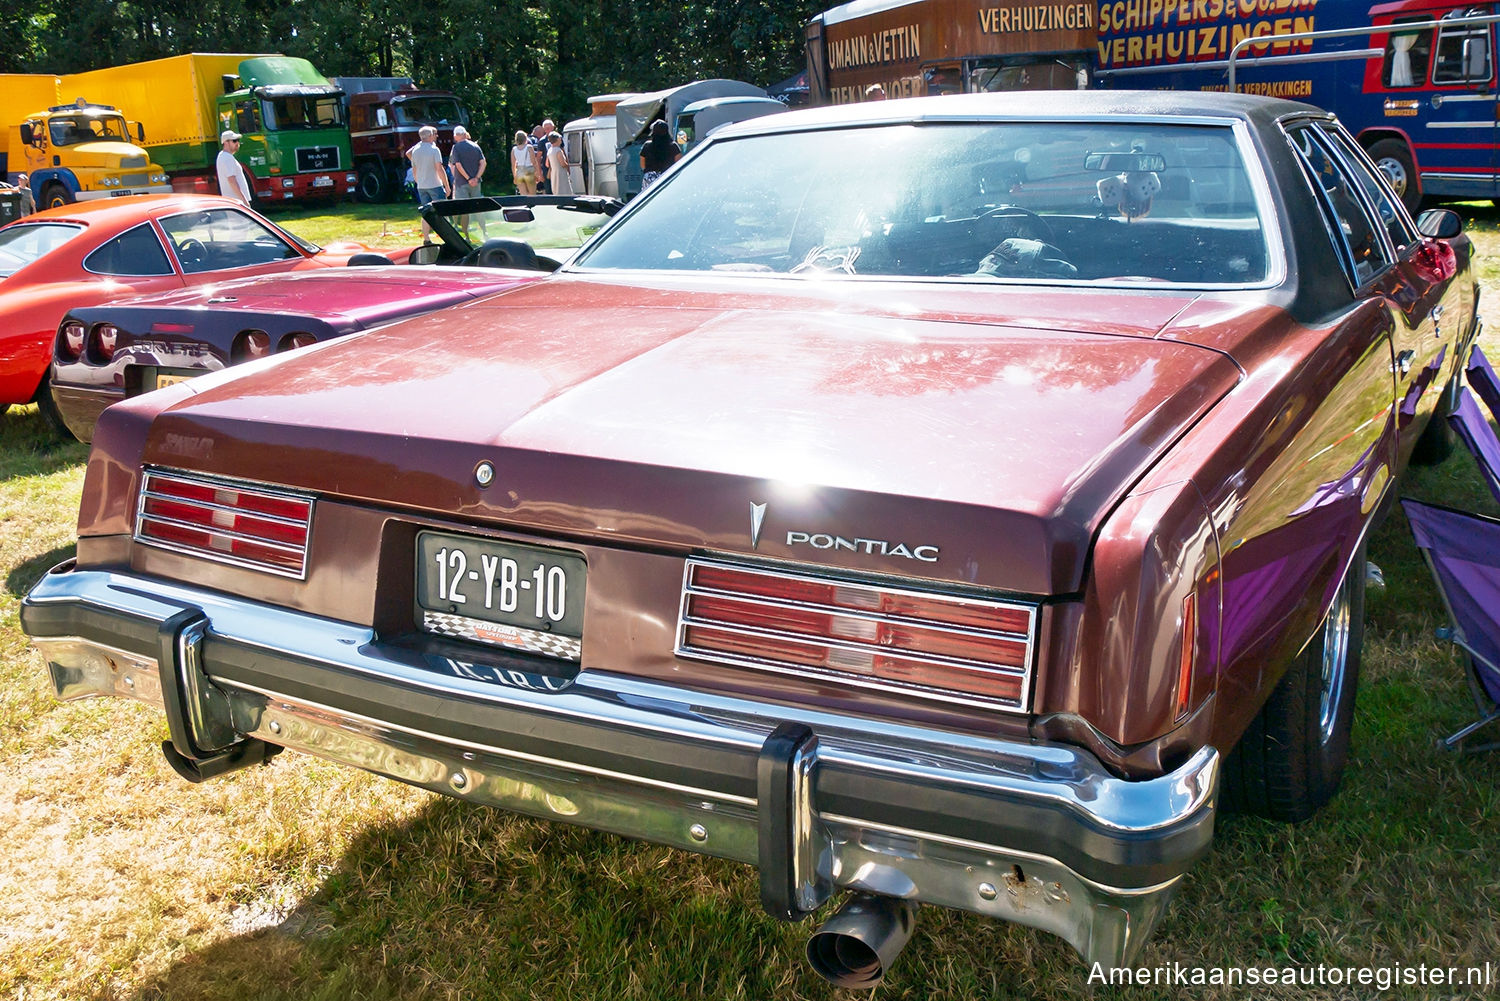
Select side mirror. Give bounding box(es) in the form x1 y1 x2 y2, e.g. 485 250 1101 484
1417 207 1464 239
1465 35 1490 82
409 243 444 266
135 122 146 142
19 123 35 146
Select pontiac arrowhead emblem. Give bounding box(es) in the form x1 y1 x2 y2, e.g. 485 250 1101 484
750 502 767 549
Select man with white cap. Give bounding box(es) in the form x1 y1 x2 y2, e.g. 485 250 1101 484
217 130 251 204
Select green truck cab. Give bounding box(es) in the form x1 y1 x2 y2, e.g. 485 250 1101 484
5 100 170 209
215 57 356 202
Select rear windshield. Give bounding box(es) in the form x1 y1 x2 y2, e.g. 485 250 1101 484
575 121 1272 287
0 223 84 279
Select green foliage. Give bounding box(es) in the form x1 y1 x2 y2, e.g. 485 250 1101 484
0 0 821 154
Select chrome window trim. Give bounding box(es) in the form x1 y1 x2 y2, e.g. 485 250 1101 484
569 113 1288 291
80 221 177 278
676 554 1037 713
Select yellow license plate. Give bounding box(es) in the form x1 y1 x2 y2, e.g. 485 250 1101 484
155 372 196 390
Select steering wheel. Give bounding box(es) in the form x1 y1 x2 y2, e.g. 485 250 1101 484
460 238 545 272
175 238 207 267
977 205 1056 246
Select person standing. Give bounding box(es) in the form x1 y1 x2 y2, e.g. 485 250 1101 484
639 119 680 190
511 130 537 194
529 126 549 194
450 126 485 198
216 130 252 204
546 133 573 196
406 125 450 243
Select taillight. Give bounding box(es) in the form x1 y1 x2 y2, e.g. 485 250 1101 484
232 329 270 362
1175 591 1197 720
278 332 317 351
677 558 1036 710
57 320 85 361
1412 238 1457 284
135 468 314 578
88 323 119 363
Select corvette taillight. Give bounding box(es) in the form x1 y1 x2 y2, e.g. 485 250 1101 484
135 469 314 578
89 323 119 363
279 332 317 351
232 329 270 362
677 558 1036 710
57 320 85 361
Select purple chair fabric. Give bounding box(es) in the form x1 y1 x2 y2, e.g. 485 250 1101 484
1404 498 1500 751
1448 390 1500 507
1466 345 1500 420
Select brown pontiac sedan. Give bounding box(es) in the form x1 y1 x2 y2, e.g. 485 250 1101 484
21 92 1477 985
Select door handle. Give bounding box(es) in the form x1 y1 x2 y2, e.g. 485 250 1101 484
1396 350 1415 377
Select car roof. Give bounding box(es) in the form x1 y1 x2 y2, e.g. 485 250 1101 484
17 193 251 227
708 90 1324 142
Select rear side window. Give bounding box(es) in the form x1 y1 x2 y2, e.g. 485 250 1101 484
1321 127 1418 253
83 223 175 277
0 222 83 278
1288 127 1392 288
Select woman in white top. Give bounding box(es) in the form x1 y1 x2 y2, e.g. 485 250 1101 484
546 134 573 196
512 131 537 195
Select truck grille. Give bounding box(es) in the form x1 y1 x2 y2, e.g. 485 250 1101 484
120 155 147 168
135 469 314 579
295 146 341 172
118 173 148 187
677 557 1036 711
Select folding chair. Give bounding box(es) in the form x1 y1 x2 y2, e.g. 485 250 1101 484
1404 499 1500 753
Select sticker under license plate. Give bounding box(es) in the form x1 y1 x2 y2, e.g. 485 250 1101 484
416 531 585 661
313 176 334 187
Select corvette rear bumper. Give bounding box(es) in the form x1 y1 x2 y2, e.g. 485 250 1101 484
23 560 1219 967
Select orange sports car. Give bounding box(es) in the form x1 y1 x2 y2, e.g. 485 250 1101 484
0 194 407 429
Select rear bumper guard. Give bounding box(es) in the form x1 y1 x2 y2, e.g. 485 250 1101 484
23 561 1219 967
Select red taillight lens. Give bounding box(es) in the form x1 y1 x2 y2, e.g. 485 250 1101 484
678 559 1036 709
57 320 85 361
278 332 317 352
232 329 270 362
1412 238 1457 284
88 323 119 363
1175 591 1197 720
135 469 314 578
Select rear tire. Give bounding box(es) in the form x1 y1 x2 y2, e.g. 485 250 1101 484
41 182 71 210
1366 138 1421 216
1411 375 1460 466
32 380 69 438
356 162 386 203
1222 542 1365 822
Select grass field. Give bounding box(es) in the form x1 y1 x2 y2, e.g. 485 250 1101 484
2 205 1500 1000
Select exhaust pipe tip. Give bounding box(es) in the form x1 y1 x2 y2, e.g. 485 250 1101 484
806 894 918 989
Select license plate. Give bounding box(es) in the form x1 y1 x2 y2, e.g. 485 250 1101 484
416 531 586 659
110 190 132 197
313 176 334 188
155 372 196 389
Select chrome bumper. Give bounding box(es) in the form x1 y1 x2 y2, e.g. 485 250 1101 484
23 561 1218 967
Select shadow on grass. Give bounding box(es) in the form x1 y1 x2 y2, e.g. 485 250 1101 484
124 798 855 1001
6 542 76 599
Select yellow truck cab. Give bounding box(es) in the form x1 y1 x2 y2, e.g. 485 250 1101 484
6 99 170 209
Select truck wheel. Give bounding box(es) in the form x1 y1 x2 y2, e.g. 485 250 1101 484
1221 542 1365 822
41 182 71 210
357 163 386 203
1366 139 1421 216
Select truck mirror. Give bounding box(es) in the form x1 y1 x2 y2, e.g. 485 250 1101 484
1465 36 1490 82
19 123 35 146
376 108 388 127
135 122 146 142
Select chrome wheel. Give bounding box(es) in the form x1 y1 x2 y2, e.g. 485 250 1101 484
1318 576 1352 745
